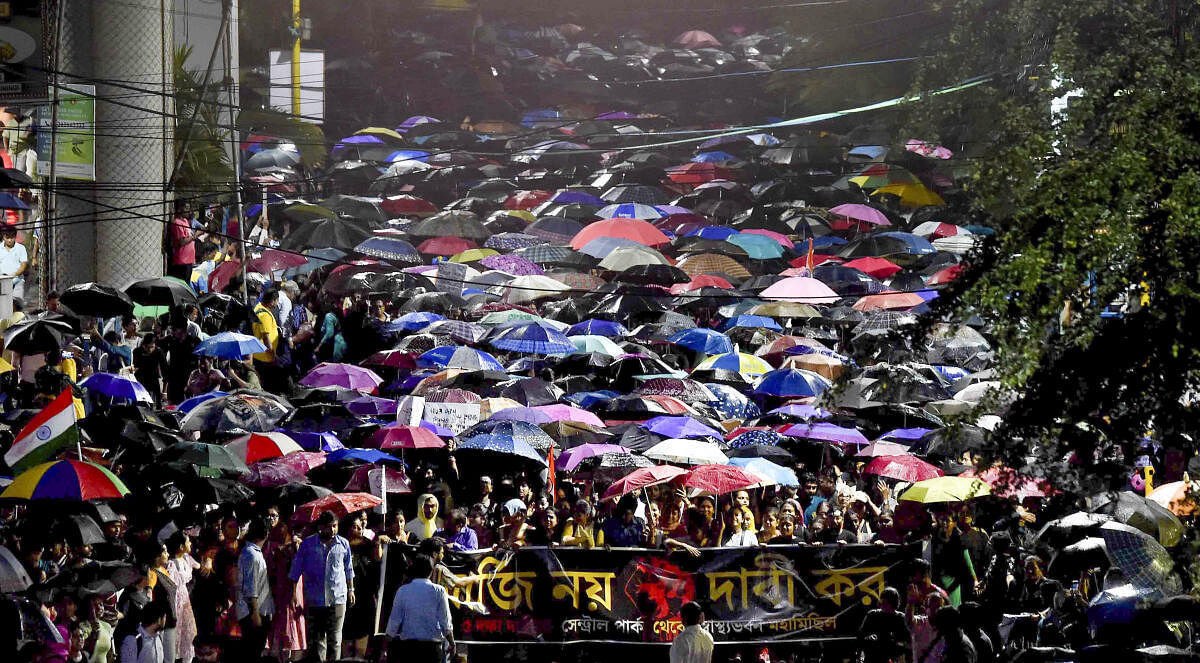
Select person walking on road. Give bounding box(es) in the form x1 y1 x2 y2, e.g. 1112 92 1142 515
289 511 354 661
384 554 455 663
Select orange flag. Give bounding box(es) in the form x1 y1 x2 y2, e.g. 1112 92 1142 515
806 238 815 274
547 447 557 504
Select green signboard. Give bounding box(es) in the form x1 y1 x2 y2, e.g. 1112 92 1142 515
37 84 95 181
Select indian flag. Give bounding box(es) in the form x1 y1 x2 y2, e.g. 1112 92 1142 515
5 389 79 475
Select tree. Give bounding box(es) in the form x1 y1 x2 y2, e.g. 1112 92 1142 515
909 0 1200 490
172 45 235 195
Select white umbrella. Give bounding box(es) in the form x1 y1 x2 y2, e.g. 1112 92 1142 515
597 245 670 270
644 438 728 465
499 274 571 304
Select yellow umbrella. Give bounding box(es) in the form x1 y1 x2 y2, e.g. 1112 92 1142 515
449 248 499 263
900 476 991 503
0 357 15 373
354 127 405 141
872 183 946 208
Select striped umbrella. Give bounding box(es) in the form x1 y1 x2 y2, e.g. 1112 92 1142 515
2 460 130 500
226 432 304 464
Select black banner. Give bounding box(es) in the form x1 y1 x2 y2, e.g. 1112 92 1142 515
385 543 917 643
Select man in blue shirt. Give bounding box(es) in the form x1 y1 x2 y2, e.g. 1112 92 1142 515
435 508 479 552
289 510 354 661
385 554 454 663
235 519 273 661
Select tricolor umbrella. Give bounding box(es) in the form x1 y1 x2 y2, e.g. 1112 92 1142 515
2 460 130 500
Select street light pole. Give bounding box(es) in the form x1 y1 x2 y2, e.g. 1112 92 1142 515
291 0 301 116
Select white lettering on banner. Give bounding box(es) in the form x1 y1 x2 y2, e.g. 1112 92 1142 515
424 402 481 435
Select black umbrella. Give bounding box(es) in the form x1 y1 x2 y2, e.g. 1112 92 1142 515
56 514 106 546
124 277 198 307
498 378 563 406
244 148 301 172
59 282 135 318
280 217 373 252
397 291 468 314
280 403 362 434
179 391 293 435
3 317 74 354
408 210 491 241
727 444 795 464
613 264 690 285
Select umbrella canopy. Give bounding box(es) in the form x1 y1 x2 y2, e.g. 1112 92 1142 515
556 444 630 472
728 457 799 486
644 438 728 465
781 422 870 446
159 441 250 476
668 328 735 355
900 476 992 503
293 493 383 525
367 424 445 450
759 277 840 304
300 363 384 392
125 277 198 306
2 460 130 500
641 415 723 440
601 465 688 500
490 322 575 354
60 282 135 317
1088 491 1184 547
693 352 772 377
225 432 304 464
863 455 944 482
194 332 267 360
79 372 153 404
179 391 293 434
856 440 913 457
570 218 670 250
457 434 548 464
0 545 32 592
753 368 833 398
417 346 504 371
1147 479 1197 516
684 464 764 493
1100 521 1182 594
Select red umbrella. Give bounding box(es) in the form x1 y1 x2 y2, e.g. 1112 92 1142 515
853 291 927 311
682 464 763 494
417 236 478 256
381 195 438 217
246 249 308 275
841 257 903 279
293 492 383 525
962 467 1054 499
669 274 734 294
362 349 417 370
569 219 670 250
862 455 944 482
601 465 688 501
367 424 445 450
928 265 965 286
207 260 241 293
504 190 552 211
666 162 736 184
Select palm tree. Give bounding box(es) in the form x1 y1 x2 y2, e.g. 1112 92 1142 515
172 45 235 195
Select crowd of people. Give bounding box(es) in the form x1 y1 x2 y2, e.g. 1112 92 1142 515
0 15 1192 663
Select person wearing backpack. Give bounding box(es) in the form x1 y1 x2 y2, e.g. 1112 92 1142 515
118 601 167 663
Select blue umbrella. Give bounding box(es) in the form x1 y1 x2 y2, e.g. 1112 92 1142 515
353 237 421 264
522 109 564 127
729 457 799 486
327 448 401 464
877 232 937 255
720 315 782 332
563 390 620 408
811 236 848 249
549 190 605 206
726 233 785 259
386 150 431 163
417 346 504 371
692 151 738 163
728 429 785 448
178 390 227 414
284 430 345 452
704 384 760 419
640 415 723 440
458 434 547 464
567 319 628 338
879 427 935 441
194 332 268 360
462 420 556 450
753 368 833 398
668 328 735 355
489 323 575 355
79 373 153 403
388 311 446 332
768 403 833 420
419 420 454 438
688 226 739 240
597 203 664 219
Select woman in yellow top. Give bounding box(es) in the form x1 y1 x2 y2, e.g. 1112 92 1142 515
560 500 603 548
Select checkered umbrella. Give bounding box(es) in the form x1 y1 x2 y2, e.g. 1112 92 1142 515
676 253 752 279
1100 522 1182 594
515 244 574 265
419 320 488 344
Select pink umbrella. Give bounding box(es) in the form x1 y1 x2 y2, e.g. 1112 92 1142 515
863 455 944 482
829 204 891 226
300 363 384 392
556 444 630 472
905 139 953 160
344 465 412 493
683 464 763 494
963 467 1054 499
569 219 670 250
602 465 688 500
759 276 840 304
741 228 795 249
246 452 327 487
675 30 722 48
367 424 446 450
856 440 913 457
853 291 927 311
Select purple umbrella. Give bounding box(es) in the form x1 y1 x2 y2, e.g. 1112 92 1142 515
246 452 327 487
488 405 605 427
555 444 630 472
767 403 834 420
419 420 455 437
880 427 934 441
479 254 545 276
300 362 384 392
640 415 723 440
346 395 399 417
781 422 870 445
284 430 346 452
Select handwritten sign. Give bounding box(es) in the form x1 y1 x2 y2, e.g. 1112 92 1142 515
423 401 481 435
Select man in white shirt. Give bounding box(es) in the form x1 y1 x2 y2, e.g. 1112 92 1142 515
0 227 28 300
235 519 274 661
670 601 713 663
119 601 167 663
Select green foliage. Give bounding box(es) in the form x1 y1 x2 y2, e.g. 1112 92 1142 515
236 107 326 168
910 0 1200 486
172 45 235 194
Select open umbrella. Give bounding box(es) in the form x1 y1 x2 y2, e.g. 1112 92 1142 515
125 277 198 306
79 373 153 404
644 438 727 465
2 459 130 500
180 392 293 434
728 458 799 487
194 332 267 360
300 363 384 392
225 432 304 464
863 455 944 482
367 424 445 450
0 545 32 591
899 476 991 503
555 444 630 472
457 434 548 464
601 465 688 500
293 493 383 525
60 282 135 317
684 464 764 493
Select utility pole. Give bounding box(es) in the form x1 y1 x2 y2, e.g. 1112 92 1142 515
291 0 301 116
